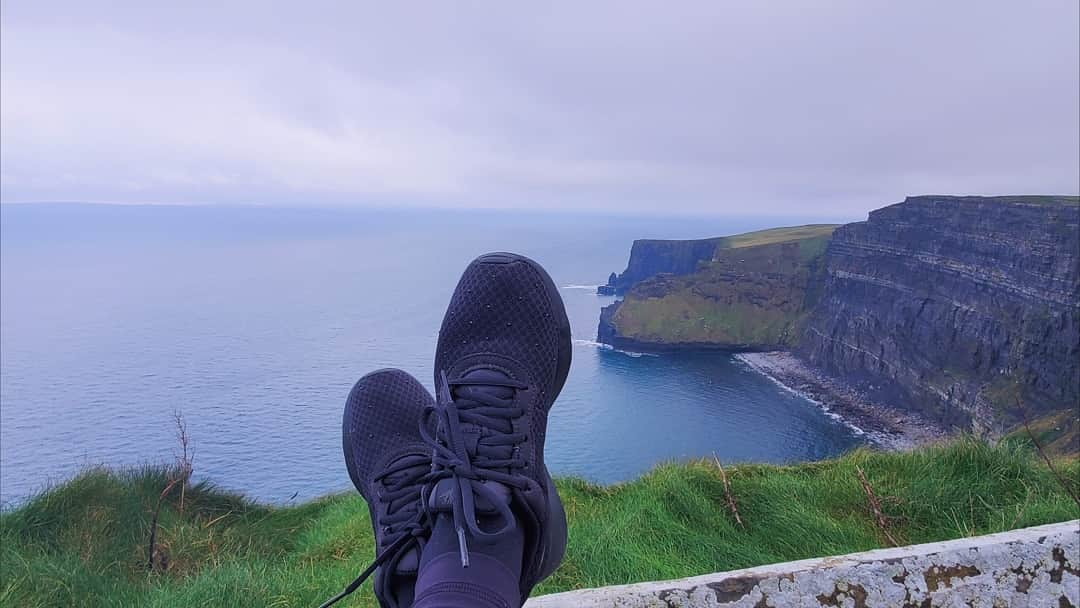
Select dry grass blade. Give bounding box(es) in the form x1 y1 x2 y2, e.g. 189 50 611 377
712 454 744 528
173 412 194 515
202 511 233 529
148 478 180 571
855 465 899 547
1018 410 1080 510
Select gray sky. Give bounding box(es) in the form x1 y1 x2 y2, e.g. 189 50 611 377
2 1 1078 217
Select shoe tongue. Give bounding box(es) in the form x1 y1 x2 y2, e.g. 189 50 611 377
426 478 511 514
445 368 518 463
383 456 421 487
453 368 515 401
428 369 516 526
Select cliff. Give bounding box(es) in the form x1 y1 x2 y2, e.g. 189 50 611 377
599 195 1080 433
599 226 835 350
799 195 1080 430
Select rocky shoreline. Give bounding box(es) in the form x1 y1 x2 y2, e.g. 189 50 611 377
735 351 949 451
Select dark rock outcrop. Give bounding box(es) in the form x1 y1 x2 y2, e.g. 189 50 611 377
604 238 723 294
798 196 1080 430
597 272 619 295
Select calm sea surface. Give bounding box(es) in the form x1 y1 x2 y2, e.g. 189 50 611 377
0 204 863 505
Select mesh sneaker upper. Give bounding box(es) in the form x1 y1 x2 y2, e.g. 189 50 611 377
343 368 433 497
434 254 567 411
431 252 571 599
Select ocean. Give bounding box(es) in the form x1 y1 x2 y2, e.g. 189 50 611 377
0 204 863 505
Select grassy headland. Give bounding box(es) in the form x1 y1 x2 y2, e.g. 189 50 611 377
608 224 835 349
2 438 1077 607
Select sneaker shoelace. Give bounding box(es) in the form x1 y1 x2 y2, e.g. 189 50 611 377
419 370 530 567
318 454 431 608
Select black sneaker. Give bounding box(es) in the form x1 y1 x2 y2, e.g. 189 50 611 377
321 369 434 608
421 252 571 603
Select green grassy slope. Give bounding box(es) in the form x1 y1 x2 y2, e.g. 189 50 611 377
713 224 838 249
2 439 1077 607
609 226 835 348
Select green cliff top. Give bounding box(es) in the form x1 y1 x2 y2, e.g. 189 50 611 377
713 223 839 250
632 224 839 249
2 439 1076 606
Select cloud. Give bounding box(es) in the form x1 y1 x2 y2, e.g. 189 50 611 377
2 0 1078 217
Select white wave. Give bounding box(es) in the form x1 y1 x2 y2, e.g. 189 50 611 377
573 338 613 350
615 349 658 358
573 338 658 358
561 284 601 290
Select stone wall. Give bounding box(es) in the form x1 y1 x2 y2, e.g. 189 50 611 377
526 520 1079 607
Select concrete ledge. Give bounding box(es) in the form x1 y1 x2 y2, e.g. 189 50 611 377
526 520 1079 607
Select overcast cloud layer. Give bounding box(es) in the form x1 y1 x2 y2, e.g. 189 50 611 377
1 1 1078 217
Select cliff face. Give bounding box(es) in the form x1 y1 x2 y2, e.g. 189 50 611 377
597 225 836 351
799 196 1080 429
601 238 722 294
597 196 1079 432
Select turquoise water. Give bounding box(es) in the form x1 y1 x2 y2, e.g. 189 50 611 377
0 204 863 505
